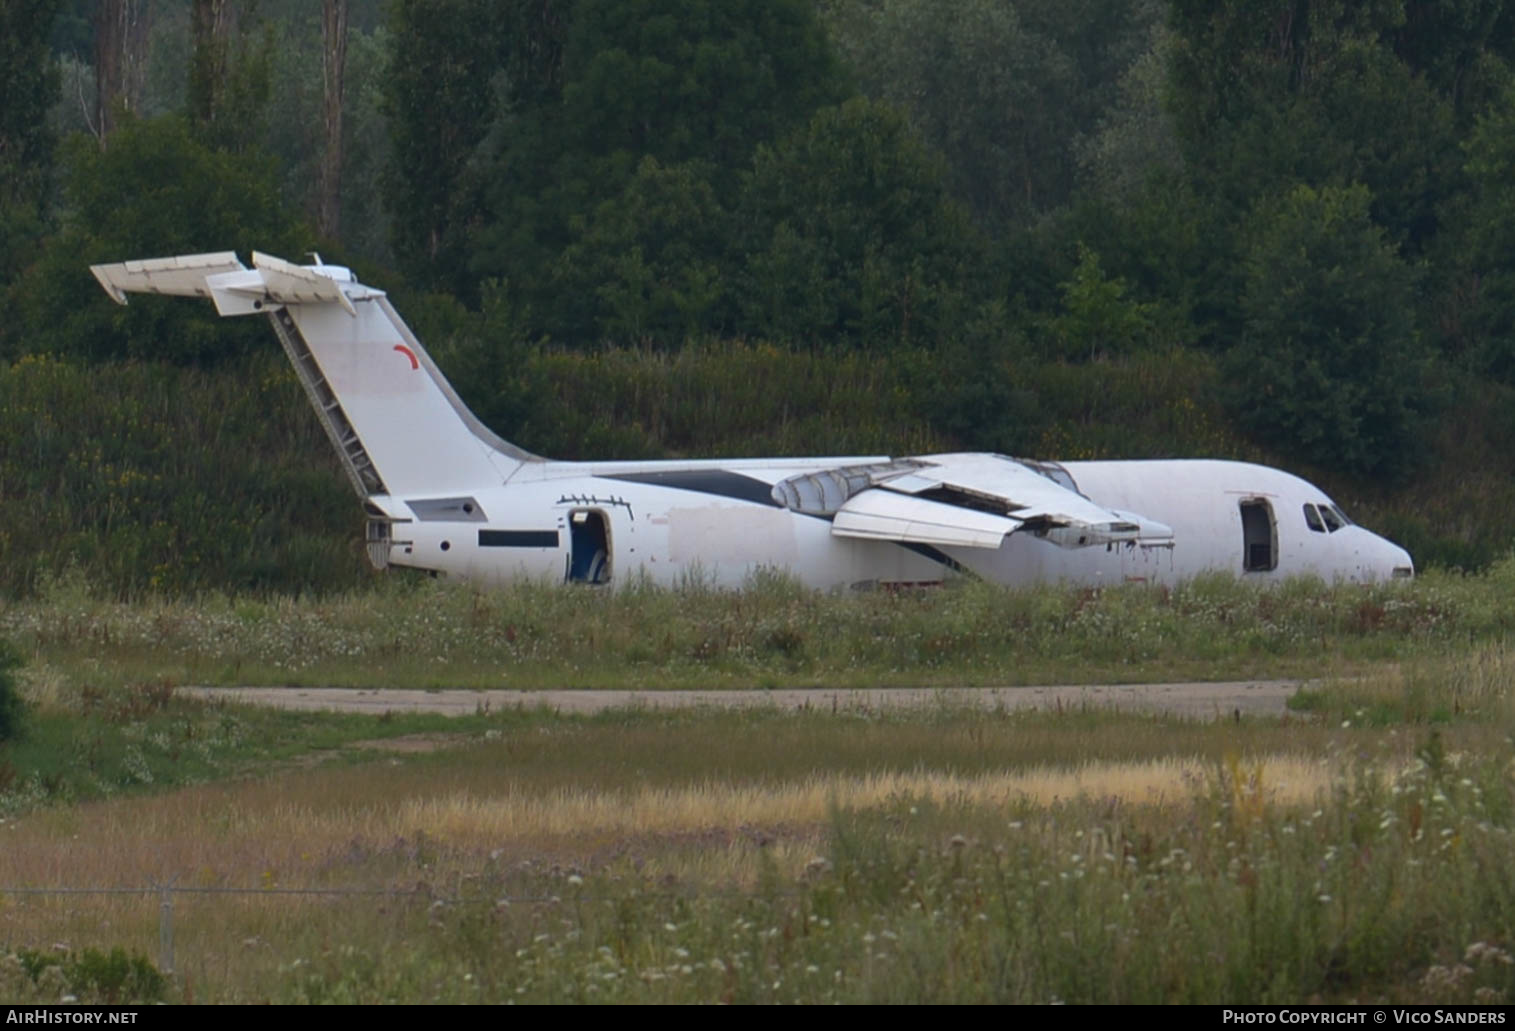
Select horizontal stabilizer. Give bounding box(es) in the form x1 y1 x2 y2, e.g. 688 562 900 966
831 489 1020 549
91 251 364 317
91 251 246 305
245 251 356 315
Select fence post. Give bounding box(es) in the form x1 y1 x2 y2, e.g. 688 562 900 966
157 885 174 975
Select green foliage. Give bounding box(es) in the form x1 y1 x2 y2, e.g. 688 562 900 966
0 352 362 597
0 666 533 814
1045 245 1157 361
12 115 305 364
737 97 981 347
1168 0 1469 252
188 1 275 154
1226 184 1439 479
1075 15 1181 203
558 0 841 181
12 946 166 1004
0 639 24 744
422 0 844 320
826 0 1161 230
911 304 1042 453
0 0 59 218
0 0 61 355
1457 82 1515 380
381 0 511 290
554 157 733 342
65 947 167 1004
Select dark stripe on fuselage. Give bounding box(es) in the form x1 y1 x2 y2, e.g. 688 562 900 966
479 530 560 548
894 540 974 576
600 470 781 508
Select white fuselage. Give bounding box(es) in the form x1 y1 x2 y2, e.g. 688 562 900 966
378 455 1413 589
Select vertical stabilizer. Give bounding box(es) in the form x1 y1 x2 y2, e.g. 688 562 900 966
89 251 538 498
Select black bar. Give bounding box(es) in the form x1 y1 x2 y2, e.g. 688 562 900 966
478 530 559 548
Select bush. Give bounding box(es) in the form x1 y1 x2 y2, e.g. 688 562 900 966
0 640 23 743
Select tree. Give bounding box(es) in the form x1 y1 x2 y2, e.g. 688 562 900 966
1225 184 1438 478
187 0 272 153
1046 245 1156 362
735 97 981 348
0 0 62 355
381 0 512 290
318 0 348 241
552 157 732 343
1454 81 1515 379
94 0 152 144
446 0 850 338
1167 0 1463 253
823 0 1161 231
15 115 305 365
0 0 60 210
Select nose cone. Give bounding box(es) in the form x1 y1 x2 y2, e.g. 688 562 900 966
1364 531 1414 581
1386 540 1414 580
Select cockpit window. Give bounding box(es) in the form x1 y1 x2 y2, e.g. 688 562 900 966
1303 504 1325 533
1329 504 1353 527
1319 505 1343 533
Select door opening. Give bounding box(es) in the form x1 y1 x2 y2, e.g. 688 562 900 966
568 509 611 584
1239 499 1277 572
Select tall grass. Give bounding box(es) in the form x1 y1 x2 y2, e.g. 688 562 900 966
5 563 1515 689
1 700 1512 1003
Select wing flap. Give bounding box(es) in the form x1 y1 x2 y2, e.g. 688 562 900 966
832 490 1020 549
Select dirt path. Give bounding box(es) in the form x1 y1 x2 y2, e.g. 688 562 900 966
180 680 1305 719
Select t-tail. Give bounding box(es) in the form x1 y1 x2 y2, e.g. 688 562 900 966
91 251 539 503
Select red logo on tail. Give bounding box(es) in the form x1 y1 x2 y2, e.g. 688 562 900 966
393 344 419 370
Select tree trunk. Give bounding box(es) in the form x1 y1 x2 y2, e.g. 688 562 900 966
94 0 150 144
189 0 231 130
319 0 349 242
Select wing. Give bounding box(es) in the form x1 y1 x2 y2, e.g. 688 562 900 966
772 453 1172 550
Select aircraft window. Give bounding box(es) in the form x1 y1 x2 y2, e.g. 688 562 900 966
1303 504 1325 533
1329 504 1353 527
1319 505 1343 533
1239 499 1277 572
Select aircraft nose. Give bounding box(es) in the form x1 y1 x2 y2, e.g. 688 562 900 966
1387 540 1414 580
1369 532 1414 581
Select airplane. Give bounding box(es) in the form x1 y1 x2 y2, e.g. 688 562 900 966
90 251 1415 590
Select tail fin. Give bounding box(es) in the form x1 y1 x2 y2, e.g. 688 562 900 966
91 251 538 498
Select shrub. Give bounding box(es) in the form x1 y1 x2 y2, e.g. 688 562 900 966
0 640 24 743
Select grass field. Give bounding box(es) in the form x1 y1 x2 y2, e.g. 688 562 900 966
0 662 1512 1002
5 562 1515 692
1 573 1513 1003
